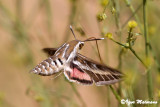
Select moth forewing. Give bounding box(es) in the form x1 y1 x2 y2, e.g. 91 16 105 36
43 48 58 56
71 53 123 85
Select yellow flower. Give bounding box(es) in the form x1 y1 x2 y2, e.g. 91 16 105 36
34 95 44 102
124 70 137 86
125 43 129 47
100 0 109 7
144 56 153 67
97 13 107 22
148 26 156 36
128 20 137 28
105 33 113 39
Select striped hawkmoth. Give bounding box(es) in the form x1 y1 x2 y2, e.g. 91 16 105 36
30 26 123 86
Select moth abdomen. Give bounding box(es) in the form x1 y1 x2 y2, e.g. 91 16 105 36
30 57 61 76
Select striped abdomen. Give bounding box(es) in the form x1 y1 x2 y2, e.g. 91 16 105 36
30 56 65 76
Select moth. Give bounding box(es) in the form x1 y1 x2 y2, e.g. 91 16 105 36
30 26 123 86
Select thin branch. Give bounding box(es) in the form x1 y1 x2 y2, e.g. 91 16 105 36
124 0 143 32
143 0 153 100
122 2 143 29
143 0 149 56
109 86 125 107
111 38 147 68
111 39 128 48
109 86 121 101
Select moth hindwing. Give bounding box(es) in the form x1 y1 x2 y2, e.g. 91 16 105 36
30 26 123 86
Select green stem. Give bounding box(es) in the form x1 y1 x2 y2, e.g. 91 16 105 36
124 0 159 74
147 69 153 100
109 86 121 101
118 49 124 69
143 0 153 100
129 47 147 68
111 39 128 48
111 0 120 31
143 0 148 56
127 28 147 68
111 38 148 68
148 44 160 72
124 0 143 31
111 1 123 101
107 87 111 107
127 86 136 107
122 2 142 29
109 86 125 107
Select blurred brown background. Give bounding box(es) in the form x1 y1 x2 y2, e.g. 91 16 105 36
0 0 160 107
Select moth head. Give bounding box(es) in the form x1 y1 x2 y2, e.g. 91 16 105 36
67 40 84 51
69 25 104 50
77 37 104 50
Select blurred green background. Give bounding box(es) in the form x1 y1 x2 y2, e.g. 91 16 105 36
0 0 160 107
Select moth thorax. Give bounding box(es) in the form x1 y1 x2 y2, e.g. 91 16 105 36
66 42 82 62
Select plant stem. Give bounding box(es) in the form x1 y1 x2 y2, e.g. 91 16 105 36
143 0 148 56
107 87 111 107
109 86 121 101
109 86 125 107
111 39 128 48
127 28 147 68
129 47 147 68
124 0 143 31
118 49 124 69
122 2 142 29
148 44 160 72
111 38 148 68
143 0 153 100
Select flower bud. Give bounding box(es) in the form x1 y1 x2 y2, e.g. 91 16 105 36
105 32 113 39
97 13 107 22
128 20 137 28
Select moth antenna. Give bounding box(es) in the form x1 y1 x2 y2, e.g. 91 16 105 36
84 37 105 42
70 25 77 40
